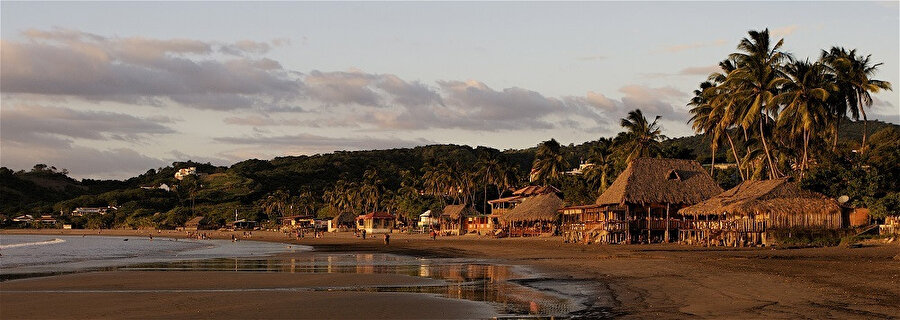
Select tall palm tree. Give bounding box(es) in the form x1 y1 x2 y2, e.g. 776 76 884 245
583 138 614 193
822 47 893 152
476 154 503 213
532 139 567 185
619 109 666 162
774 59 835 177
688 81 723 175
725 29 792 178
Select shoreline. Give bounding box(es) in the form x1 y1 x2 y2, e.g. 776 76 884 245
2 229 899 318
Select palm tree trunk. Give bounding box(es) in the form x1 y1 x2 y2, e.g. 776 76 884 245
801 129 809 179
725 132 745 181
832 116 840 152
709 140 716 176
859 95 868 153
759 119 778 178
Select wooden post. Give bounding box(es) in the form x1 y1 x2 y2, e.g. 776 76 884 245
665 203 670 243
646 204 651 244
625 205 631 244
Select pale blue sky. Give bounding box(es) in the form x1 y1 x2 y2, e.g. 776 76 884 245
2 1 898 179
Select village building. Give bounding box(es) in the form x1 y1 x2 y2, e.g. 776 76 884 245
71 206 116 217
37 215 57 226
488 185 559 221
280 215 316 231
561 158 723 244
441 204 476 235
329 211 356 232
356 211 395 234
183 216 204 231
880 216 900 235
417 210 440 231
230 219 258 230
13 214 34 223
501 193 564 237
174 167 197 180
140 183 171 192
679 178 845 246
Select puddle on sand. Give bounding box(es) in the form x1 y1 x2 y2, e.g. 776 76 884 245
120 253 614 318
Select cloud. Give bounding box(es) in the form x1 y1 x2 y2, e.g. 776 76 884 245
0 143 169 180
618 85 689 121
576 55 607 61
214 133 435 152
678 65 721 76
660 39 727 53
0 104 175 149
771 25 799 38
1 28 301 111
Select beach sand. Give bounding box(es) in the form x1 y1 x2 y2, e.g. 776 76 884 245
2 229 899 319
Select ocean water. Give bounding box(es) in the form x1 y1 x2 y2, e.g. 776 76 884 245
0 234 307 276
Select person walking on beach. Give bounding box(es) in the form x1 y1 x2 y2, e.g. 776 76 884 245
362 229 367 240
430 229 437 240
384 233 390 245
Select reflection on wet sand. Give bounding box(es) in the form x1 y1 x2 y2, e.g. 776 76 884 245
123 253 587 317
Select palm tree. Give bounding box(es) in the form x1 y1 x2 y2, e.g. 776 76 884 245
262 189 290 218
725 29 791 178
774 59 835 177
618 109 666 162
476 153 503 213
821 47 892 152
531 139 567 185
583 138 614 193
688 81 723 175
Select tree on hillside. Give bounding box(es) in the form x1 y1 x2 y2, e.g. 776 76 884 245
531 139 567 185
618 109 666 162
821 47 892 152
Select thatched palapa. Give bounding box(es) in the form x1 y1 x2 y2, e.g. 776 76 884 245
679 178 842 229
501 193 564 223
596 158 723 206
442 204 477 220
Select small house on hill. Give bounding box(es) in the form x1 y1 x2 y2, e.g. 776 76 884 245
441 204 476 235
679 178 843 246
501 193 564 237
184 216 204 231
564 158 722 244
356 211 395 234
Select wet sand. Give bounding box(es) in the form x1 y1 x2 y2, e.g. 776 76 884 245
3 229 899 319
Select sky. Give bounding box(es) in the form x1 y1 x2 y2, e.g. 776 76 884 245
1 1 898 180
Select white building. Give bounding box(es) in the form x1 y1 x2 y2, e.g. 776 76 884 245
175 167 197 180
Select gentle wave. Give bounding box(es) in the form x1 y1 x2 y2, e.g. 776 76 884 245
0 238 66 249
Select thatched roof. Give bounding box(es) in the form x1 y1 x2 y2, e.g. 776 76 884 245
595 158 722 206
513 185 560 197
442 204 477 220
501 193 564 223
679 178 842 217
357 211 395 220
331 211 356 225
185 216 204 226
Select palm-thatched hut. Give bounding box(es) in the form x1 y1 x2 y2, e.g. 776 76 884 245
329 211 356 232
441 204 476 235
487 185 559 229
587 158 723 244
679 178 843 246
501 193 564 237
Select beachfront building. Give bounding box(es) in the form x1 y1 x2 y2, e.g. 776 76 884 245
880 216 900 235
417 210 440 231
679 178 844 247
356 211 395 234
231 219 258 230
329 211 356 232
37 215 58 226
561 158 723 244
488 185 559 224
500 193 564 237
184 216 204 231
441 204 476 235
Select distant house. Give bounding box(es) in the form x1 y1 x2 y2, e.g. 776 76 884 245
488 185 559 219
140 183 171 192
174 167 197 180
280 215 316 231
13 215 34 223
679 178 843 246
356 212 395 234
441 204 476 236
71 206 116 217
184 216 204 231
565 162 595 175
417 210 440 231
329 211 356 232
37 215 57 226
501 193 564 237
880 216 900 235
231 219 258 230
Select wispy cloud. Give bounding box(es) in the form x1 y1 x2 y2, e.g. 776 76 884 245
771 25 799 38
659 39 727 53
